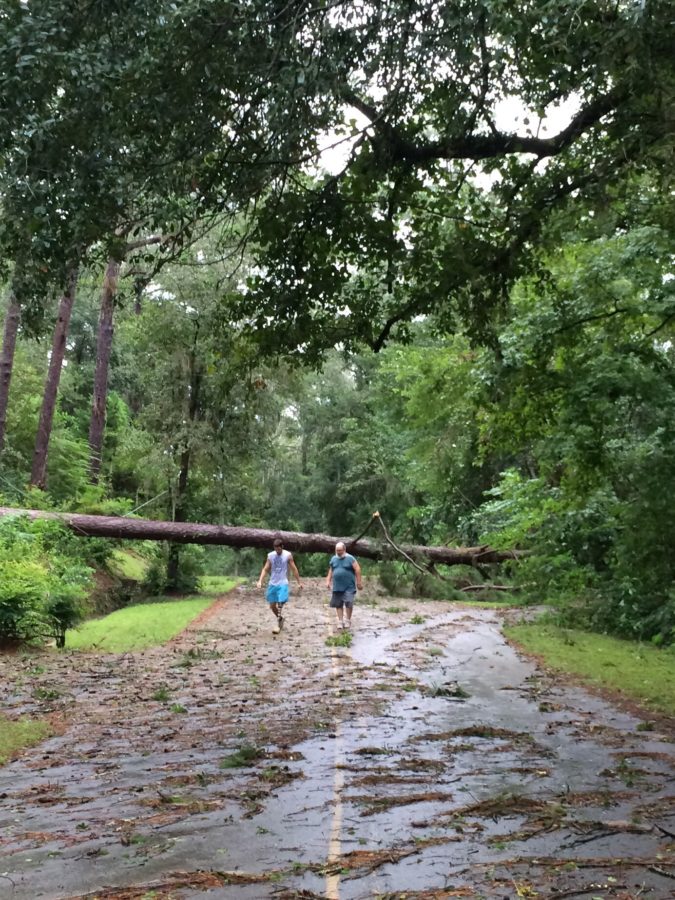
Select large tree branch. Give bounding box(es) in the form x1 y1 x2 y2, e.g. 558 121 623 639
343 87 623 163
123 233 175 254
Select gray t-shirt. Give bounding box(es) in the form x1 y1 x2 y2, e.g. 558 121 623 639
268 549 292 585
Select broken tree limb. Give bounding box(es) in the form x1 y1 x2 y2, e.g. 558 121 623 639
371 510 430 577
460 584 519 593
0 506 524 567
347 511 379 547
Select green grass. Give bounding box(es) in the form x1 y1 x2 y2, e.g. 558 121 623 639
220 744 265 768
108 549 150 581
505 623 675 717
326 630 353 648
0 714 53 765
450 597 520 609
66 597 214 652
198 575 242 595
152 684 171 701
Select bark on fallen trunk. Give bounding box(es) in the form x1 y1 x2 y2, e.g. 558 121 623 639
0 506 521 567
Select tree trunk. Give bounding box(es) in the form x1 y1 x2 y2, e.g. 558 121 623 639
167 329 202 588
88 257 121 483
0 287 21 452
134 279 143 315
30 267 79 489
0 506 523 567
166 441 195 588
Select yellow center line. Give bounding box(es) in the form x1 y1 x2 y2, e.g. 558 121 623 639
324 609 345 900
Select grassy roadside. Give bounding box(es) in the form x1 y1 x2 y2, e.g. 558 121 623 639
0 715 53 765
108 548 150 580
198 575 243 595
67 576 241 652
505 622 675 718
1 576 243 765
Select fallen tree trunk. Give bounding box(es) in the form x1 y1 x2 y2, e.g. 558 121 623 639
0 506 522 567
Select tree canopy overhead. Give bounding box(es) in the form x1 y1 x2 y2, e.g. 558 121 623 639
1 1 672 337
242 0 673 356
0 1 674 639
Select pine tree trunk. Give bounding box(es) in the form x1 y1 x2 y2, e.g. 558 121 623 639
0 505 523 567
0 287 21 452
134 280 143 315
166 333 202 589
30 267 79 489
166 443 192 589
88 257 121 483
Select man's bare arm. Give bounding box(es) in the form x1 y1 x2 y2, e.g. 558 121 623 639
289 556 303 588
256 558 271 589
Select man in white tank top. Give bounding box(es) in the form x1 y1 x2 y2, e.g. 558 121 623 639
256 538 303 632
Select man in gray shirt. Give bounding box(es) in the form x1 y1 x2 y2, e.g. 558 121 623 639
326 541 362 630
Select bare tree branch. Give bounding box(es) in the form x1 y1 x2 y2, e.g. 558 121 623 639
343 87 623 163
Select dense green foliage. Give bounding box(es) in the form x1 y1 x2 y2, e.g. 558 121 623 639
472 217 675 641
0 516 94 646
0 2 673 646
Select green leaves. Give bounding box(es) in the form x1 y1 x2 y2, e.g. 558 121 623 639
471 208 675 641
0 515 93 645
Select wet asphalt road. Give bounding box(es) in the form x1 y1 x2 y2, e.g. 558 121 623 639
1 581 674 899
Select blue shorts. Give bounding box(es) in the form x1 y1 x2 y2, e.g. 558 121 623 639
266 584 289 604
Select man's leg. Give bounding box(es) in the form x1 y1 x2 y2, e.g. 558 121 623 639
266 585 282 627
344 593 354 628
330 592 344 628
277 585 289 629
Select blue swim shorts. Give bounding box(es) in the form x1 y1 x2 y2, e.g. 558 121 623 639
266 584 289 604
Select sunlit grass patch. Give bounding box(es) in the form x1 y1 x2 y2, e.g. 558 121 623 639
0 714 53 765
449 596 521 609
108 549 150 581
66 597 214 652
198 575 242 595
505 623 675 717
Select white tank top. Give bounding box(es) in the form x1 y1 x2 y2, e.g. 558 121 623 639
268 549 292 585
